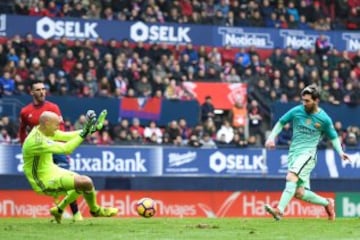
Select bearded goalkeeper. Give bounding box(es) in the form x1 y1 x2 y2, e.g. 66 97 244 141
22 109 118 223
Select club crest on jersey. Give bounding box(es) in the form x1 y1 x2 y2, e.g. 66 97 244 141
306 118 312 125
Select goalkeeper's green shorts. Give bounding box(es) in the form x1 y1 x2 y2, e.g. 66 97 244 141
26 167 79 198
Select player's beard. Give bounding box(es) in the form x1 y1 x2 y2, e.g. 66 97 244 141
304 103 316 114
35 94 45 104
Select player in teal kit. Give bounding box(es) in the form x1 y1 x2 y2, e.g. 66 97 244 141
264 84 350 221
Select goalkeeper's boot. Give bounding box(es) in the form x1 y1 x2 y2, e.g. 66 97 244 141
73 212 84 222
264 204 283 221
90 206 118 217
325 198 335 221
50 207 63 224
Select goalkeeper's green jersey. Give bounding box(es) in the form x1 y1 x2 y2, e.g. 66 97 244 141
279 105 338 155
22 126 82 192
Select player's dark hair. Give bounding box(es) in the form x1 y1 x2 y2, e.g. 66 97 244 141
30 80 44 89
301 84 320 100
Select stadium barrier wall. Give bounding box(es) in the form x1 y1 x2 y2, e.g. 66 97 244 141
1 145 359 178
1 190 360 218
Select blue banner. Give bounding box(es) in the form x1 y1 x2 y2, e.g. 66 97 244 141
68 146 162 176
2 14 360 51
1 145 358 178
313 149 360 178
1 145 163 176
3 96 200 127
162 148 266 176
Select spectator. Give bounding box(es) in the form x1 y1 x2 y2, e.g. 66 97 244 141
135 76 152 97
74 114 86 130
30 57 45 82
229 100 247 128
248 100 264 143
199 132 216 148
201 96 215 122
128 129 144 145
62 49 77 74
96 131 114 145
129 118 144 137
328 81 344 104
0 128 12 144
229 131 248 148
164 79 182 99
178 118 191 140
164 120 182 145
69 2 86 18
0 71 15 95
28 1 49 17
1 116 18 139
345 132 359 147
287 1 300 22
187 134 203 147
144 121 163 143
47 0 60 17
216 119 234 144
315 35 331 61
114 129 131 144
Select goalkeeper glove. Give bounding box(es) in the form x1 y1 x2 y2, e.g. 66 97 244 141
90 109 108 134
79 110 97 138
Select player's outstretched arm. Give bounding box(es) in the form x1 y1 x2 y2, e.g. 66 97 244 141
265 122 284 149
51 110 100 141
52 130 82 142
45 110 98 154
331 137 351 161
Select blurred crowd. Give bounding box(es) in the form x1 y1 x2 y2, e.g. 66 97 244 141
0 34 359 104
1 108 359 148
1 0 359 30
0 0 358 148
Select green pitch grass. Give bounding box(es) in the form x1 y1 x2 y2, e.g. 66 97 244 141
0 218 360 240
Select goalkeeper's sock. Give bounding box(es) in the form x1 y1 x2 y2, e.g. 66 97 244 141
277 181 297 213
58 190 80 211
70 200 79 214
300 189 329 206
83 188 99 212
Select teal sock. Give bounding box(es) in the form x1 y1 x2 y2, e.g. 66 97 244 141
278 181 297 213
58 190 80 211
301 189 329 206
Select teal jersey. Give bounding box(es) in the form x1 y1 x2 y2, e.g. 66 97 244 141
279 105 338 154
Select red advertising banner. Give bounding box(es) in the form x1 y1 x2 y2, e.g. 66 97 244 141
182 82 247 110
0 191 334 218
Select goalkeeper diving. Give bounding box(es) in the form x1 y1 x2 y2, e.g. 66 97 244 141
22 109 118 223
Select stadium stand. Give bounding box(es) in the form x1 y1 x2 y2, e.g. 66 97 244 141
0 0 358 147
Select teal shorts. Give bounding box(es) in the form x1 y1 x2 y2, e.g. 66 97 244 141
288 151 317 189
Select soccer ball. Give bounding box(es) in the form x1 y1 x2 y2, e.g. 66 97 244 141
136 197 156 218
